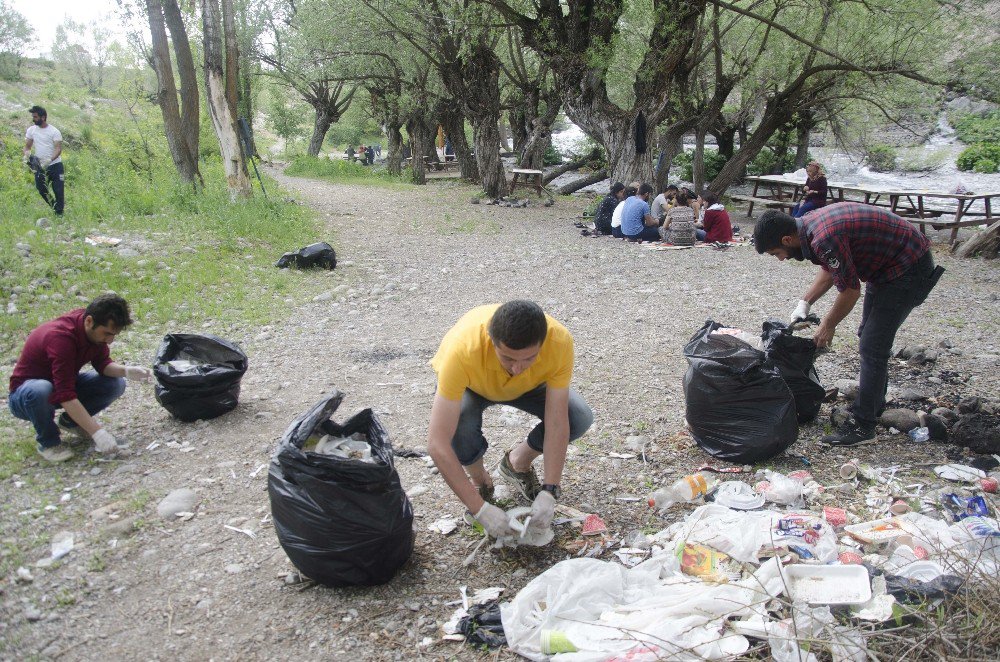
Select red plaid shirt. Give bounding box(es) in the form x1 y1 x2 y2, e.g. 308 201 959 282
798 202 930 291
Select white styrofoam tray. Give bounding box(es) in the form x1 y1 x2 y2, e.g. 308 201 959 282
783 565 873 605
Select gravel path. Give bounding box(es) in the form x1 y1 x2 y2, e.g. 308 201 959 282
2 167 999 660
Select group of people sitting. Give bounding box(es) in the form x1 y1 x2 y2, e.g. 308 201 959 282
346 144 381 165
592 181 734 245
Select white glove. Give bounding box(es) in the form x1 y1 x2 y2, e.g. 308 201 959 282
528 490 556 531
790 299 811 324
92 428 119 454
124 366 152 382
474 503 513 539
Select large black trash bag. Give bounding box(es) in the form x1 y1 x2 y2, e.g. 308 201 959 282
153 333 248 422
762 320 825 424
683 320 798 463
268 392 415 587
275 242 337 270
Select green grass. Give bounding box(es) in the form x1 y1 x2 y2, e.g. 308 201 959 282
285 155 413 188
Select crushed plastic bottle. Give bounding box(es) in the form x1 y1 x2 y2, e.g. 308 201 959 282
908 426 930 442
648 473 714 511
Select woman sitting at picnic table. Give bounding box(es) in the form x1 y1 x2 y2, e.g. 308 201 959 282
697 191 733 243
660 190 697 245
792 160 828 218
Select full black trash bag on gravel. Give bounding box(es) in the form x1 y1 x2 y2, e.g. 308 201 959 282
275 242 337 270
683 320 798 463
153 333 248 422
762 320 825 424
268 392 414 587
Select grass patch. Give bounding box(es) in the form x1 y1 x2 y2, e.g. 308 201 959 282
0 428 35 480
285 155 413 189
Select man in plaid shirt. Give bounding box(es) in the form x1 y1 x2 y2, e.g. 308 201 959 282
753 202 944 446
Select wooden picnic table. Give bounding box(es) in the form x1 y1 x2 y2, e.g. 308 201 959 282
738 175 1000 246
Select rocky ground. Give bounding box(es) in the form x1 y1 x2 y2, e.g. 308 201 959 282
1 168 999 661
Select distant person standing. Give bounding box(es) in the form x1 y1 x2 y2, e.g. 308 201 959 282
23 105 64 216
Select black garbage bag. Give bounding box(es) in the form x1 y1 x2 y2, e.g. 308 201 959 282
268 392 414 587
458 599 506 648
683 320 798 463
762 320 825 424
884 573 965 603
153 333 248 422
275 242 337 270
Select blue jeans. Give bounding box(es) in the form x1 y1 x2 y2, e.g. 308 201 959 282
792 199 819 218
624 225 661 242
451 385 594 465
695 228 707 241
853 252 937 427
8 372 126 448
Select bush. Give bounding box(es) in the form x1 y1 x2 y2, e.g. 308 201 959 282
542 143 562 166
952 111 1000 144
675 149 727 183
973 158 998 173
285 155 407 185
864 144 897 172
745 149 804 177
957 143 1000 172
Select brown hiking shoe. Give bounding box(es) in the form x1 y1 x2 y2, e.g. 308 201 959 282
499 450 541 501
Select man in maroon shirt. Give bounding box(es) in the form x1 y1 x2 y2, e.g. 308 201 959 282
8 294 152 462
753 203 944 446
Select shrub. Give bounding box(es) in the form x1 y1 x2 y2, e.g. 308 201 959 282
952 111 1000 144
676 149 727 183
864 144 897 172
745 149 804 176
542 143 562 166
957 143 1000 172
973 158 998 173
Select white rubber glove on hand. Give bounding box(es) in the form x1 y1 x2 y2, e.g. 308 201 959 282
124 366 152 382
474 503 513 539
790 299 811 324
528 490 556 531
92 428 119 454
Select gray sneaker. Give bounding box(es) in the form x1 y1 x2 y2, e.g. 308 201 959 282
56 413 84 441
38 444 74 463
499 450 541 501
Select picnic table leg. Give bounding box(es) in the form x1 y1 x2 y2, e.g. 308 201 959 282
534 172 542 197
950 198 968 246
748 180 760 216
918 197 926 235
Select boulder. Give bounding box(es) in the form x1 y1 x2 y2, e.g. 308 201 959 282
931 407 959 423
919 413 949 441
880 408 920 433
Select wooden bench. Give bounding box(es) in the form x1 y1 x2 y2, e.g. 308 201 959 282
510 168 544 196
729 194 795 215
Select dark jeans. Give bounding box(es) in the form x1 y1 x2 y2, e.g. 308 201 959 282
451 385 594 465
8 372 126 448
624 225 661 242
612 226 624 238
792 199 819 218
853 251 937 427
34 161 65 215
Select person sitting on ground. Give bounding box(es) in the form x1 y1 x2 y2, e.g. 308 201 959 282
650 184 678 224
345 145 356 162
594 182 625 236
620 183 661 242
427 301 594 541
611 185 637 238
698 191 734 243
792 160 828 218
7 294 152 462
661 189 697 245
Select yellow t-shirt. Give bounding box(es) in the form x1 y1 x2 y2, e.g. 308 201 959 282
431 304 574 402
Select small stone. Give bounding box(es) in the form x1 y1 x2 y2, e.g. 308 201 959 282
834 379 860 401
225 563 244 574
896 388 930 402
25 607 42 622
470 197 480 204
625 435 649 452
830 405 852 427
284 572 300 585
880 408 921 433
156 488 199 518
313 292 334 302
931 407 958 422
923 349 940 362
117 247 140 258
958 397 982 414
919 413 949 441
15 567 34 583
36 217 50 228
938 338 954 349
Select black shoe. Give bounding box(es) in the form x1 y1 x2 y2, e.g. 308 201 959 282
821 423 877 447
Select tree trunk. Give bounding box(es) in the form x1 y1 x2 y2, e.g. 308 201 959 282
202 0 251 198
555 169 607 196
710 102 794 195
793 111 813 170
654 124 686 193
442 108 478 182
473 118 508 197
145 0 199 184
954 219 1000 258
542 149 599 185
385 121 403 176
307 107 332 157
693 128 707 193
499 114 513 152
221 0 240 122
568 107 652 185
714 127 735 160
162 0 199 166
406 117 430 184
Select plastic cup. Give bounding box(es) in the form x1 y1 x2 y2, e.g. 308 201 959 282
890 500 911 515
540 629 579 655
839 461 859 480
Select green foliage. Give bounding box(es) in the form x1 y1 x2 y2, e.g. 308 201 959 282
674 149 727 183
952 111 1000 144
542 143 562 166
0 0 32 80
864 145 897 172
267 88 309 150
746 148 800 177
956 143 1000 173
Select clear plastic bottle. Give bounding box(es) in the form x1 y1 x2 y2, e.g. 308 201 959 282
648 473 713 511
908 426 930 442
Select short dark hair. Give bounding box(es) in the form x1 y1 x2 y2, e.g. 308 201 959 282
488 300 547 350
85 294 133 329
624 185 637 198
638 183 654 196
675 190 690 206
28 105 47 118
701 191 719 207
753 210 798 253
664 184 679 193
610 182 625 196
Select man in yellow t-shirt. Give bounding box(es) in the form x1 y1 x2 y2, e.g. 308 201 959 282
428 301 593 540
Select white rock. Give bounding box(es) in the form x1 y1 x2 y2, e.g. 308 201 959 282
156 488 199 518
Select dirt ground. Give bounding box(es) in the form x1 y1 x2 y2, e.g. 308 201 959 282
2 168 999 661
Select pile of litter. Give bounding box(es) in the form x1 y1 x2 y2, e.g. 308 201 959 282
487 462 1000 661
309 433 377 463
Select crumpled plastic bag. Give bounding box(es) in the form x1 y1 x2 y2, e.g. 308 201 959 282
500 553 785 661
458 599 506 648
